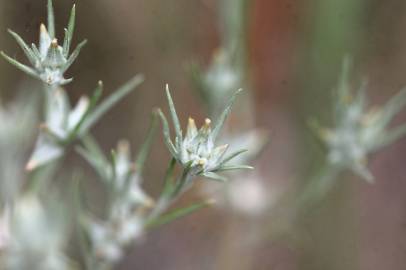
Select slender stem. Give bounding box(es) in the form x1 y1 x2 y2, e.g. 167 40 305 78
147 161 193 223
295 162 341 217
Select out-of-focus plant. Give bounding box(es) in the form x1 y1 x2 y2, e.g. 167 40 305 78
3 195 69 270
0 1 252 269
191 0 269 218
0 93 38 204
300 59 406 208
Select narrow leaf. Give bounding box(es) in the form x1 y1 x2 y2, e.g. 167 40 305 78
73 81 103 137
353 162 374 184
214 165 254 172
26 134 64 171
61 39 87 73
201 172 227 182
145 200 214 230
380 88 406 128
162 158 177 196
81 135 109 166
1 51 40 79
220 149 248 165
80 74 144 133
211 88 242 140
47 0 55 38
75 146 106 181
337 56 352 103
31 43 41 59
8 29 37 66
157 109 178 157
63 4 76 57
135 111 159 176
377 124 406 149
165 85 182 141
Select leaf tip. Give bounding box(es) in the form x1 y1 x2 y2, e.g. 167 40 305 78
25 160 37 171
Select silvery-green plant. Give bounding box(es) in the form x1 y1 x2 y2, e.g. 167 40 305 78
4 195 68 270
0 1 255 269
1 0 145 174
27 75 144 171
158 85 252 182
78 138 153 266
1 0 85 86
313 59 406 183
295 59 406 215
192 49 241 116
0 94 37 204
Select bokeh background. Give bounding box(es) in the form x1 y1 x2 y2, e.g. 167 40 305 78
1 0 406 269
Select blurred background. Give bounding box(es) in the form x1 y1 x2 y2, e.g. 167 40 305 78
1 0 406 269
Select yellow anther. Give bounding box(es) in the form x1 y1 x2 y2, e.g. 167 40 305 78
51 39 58 48
198 158 207 166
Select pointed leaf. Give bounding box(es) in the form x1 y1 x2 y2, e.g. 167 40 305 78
80 74 144 133
162 158 177 196
1 51 40 79
8 29 37 66
380 88 406 128
47 0 55 38
26 134 64 171
72 81 103 138
157 109 178 158
214 165 254 172
211 88 242 140
165 85 182 141
201 172 227 182
220 149 248 165
352 162 374 184
31 43 41 60
63 4 76 57
337 56 352 103
145 200 214 230
60 77 74 85
61 39 87 73
376 124 406 150
135 111 159 175
81 135 109 165
39 24 51 57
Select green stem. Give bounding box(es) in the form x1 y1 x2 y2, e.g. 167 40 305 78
147 161 193 223
295 162 341 218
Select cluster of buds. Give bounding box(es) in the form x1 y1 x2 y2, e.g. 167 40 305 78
314 60 406 182
78 139 153 264
158 85 252 181
1 0 86 86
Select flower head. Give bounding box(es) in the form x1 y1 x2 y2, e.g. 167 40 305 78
1 0 86 86
158 85 252 181
314 59 406 182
